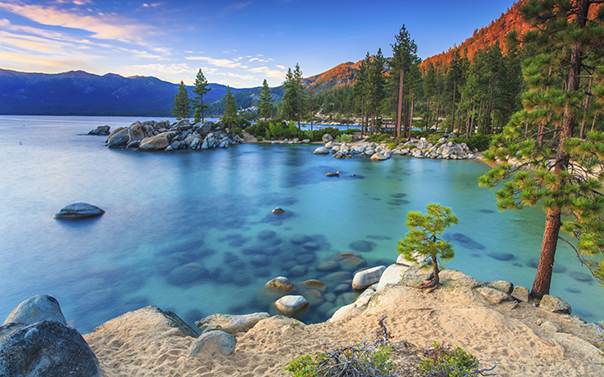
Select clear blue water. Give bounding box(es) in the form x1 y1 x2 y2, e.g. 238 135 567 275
0 115 601 332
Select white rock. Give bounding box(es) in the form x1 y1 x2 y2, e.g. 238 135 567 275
313 146 330 155
3 295 66 326
352 266 386 290
488 280 513 294
376 264 409 292
477 287 511 305
195 312 270 334
189 330 236 357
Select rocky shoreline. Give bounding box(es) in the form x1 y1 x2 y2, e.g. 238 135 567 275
314 134 477 161
101 120 243 152
2 258 602 376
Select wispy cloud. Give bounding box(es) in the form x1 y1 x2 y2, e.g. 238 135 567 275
185 55 245 69
0 2 152 43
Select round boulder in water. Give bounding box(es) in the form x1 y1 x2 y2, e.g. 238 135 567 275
274 295 308 316
54 202 104 220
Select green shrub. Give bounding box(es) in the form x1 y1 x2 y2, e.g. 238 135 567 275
336 134 353 143
452 135 492 151
302 127 342 142
286 344 394 377
366 133 392 143
419 344 480 377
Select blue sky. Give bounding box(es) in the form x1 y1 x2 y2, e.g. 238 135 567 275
0 0 515 87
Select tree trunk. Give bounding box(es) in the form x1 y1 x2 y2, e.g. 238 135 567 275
432 254 440 286
531 0 589 298
579 75 593 139
532 208 561 297
407 93 414 138
200 97 205 124
395 69 405 138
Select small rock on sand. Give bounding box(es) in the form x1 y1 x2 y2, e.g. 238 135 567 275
189 330 236 357
539 295 571 314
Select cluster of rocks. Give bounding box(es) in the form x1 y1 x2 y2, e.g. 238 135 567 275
330 254 575 324
262 138 312 144
0 295 101 377
104 119 243 151
313 134 476 161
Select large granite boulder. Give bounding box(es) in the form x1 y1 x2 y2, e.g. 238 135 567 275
313 146 330 155
511 285 529 302
106 127 129 148
352 266 386 290
189 330 236 357
0 321 101 377
376 264 409 291
127 121 146 142
139 132 171 151
274 295 308 316
195 312 270 334
54 202 104 220
3 295 66 326
322 133 334 143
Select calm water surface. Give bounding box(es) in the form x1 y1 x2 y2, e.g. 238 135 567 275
0 115 601 332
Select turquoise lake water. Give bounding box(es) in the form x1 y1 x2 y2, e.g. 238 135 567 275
0 115 601 332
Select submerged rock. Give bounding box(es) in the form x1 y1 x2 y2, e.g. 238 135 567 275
265 276 294 292
55 202 104 220
272 207 286 215
325 171 340 177
196 312 270 334
274 295 308 316
189 330 236 357
3 295 66 326
0 321 101 377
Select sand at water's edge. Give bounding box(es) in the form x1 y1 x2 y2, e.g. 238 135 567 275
85 277 604 377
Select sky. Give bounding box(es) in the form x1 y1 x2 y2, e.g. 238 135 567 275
0 0 515 88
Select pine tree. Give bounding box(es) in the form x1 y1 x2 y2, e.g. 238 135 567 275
222 87 238 127
193 69 210 123
390 25 419 138
258 79 273 119
281 64 306 128
480 0 604 296
354 53 371 133
173 81 190 120
398 204 458 288
366 49 386 133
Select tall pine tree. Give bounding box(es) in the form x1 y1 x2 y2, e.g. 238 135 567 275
193 69 210 124
480 0 604 296
258 79 273 119
173 81 190 120
222 87 238 128
390 26 419 138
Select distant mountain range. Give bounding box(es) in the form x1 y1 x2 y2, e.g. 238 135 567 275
0 69 283 116
3 1 573 117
